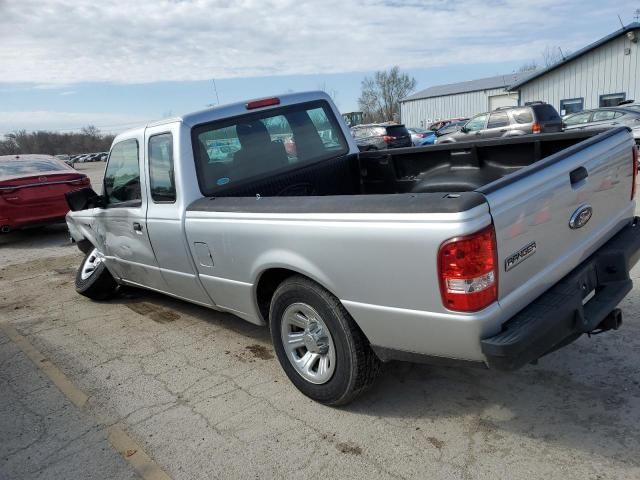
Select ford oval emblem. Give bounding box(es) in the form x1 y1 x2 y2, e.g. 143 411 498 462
569 204 593 229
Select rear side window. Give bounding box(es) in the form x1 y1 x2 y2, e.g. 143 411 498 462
532 104 561 122
385 125 410 137
487 112 509 128
104 139 141 205
149 133 176 203
192 101 348 195
511 108 533 124
592 110 617 122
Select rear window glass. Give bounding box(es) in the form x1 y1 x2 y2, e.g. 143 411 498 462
192 101 348 195
511 108 534 124
0 158 67 177
532 104 561 122
385 125 409 137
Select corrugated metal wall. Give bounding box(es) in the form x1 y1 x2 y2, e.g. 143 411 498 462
400 88 508 128
519 33 640 110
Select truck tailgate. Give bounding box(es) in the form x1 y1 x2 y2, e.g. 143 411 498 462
479 128 636 313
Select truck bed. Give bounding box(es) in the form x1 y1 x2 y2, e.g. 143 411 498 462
206 129 612 200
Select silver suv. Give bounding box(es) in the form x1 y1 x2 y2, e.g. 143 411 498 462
437 103 562 144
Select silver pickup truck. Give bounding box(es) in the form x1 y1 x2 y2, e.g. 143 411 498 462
66 92 640 405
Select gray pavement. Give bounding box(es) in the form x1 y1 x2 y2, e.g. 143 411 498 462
1 162 639 479
0 329 136 480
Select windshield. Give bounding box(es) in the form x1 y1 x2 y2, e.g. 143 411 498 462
192 101 348 195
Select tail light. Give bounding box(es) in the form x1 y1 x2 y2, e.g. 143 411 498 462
383 135 396 143
532 122 541 134
632 147 638 200
438 225 498 312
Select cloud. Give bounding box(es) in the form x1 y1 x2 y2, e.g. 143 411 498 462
0 111 150 135
0 0 636 85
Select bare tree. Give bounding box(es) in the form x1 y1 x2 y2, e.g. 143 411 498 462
517 60 538 73
358 66 416 123
542 46 569 67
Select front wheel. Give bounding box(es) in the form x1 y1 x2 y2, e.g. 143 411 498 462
75 247 118 300
269 276 380 406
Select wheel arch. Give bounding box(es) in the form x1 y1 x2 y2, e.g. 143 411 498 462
254 266 341 325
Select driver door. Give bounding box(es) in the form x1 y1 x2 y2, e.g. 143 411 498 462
93 135 166 291
461 114 488 139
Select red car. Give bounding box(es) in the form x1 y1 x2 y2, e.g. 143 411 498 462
0 154 91 232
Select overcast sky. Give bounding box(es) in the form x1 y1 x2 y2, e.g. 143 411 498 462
1 0 638 134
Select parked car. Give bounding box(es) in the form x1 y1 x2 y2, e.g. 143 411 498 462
428 117 468 131
419 119 469 146
407 127 430 146
66 91 639 405
351 123 412 150
563 107 640 144
437 103 562 144
0 154 91 232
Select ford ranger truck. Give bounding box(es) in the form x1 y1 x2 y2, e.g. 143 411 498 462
65 91 640 405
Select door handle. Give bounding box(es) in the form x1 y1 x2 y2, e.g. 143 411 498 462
133 222 143 233
499 129 508 132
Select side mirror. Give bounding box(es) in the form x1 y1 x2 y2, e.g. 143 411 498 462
460 126 468 133
65 187 106 212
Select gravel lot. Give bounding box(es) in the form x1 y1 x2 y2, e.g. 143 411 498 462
1 161 640 479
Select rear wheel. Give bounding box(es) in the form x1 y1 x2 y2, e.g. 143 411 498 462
75 247 118 300
269 275 380 406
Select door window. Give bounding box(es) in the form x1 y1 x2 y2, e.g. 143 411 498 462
149 133 176 203
599 93 625 107
465 114 488 132
564 112 592 126
487 112 509 128
104 139 141 205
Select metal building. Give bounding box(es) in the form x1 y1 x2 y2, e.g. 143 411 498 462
401 22 640 128
400 73 526 129
510 22 640 116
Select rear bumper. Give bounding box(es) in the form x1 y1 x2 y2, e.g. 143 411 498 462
481 217 640 370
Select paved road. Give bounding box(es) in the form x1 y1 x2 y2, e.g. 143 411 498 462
1 163 639 479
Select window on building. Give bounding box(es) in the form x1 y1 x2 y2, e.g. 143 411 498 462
149 133 176 203
599 93 626 107
560 98 584 116
487 111 510 129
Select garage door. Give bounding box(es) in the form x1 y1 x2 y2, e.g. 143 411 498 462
488 93 518 111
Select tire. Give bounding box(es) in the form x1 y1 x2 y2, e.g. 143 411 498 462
75 247 118 300
269 275 381 406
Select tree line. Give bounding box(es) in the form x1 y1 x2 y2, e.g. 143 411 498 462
0 126 115 156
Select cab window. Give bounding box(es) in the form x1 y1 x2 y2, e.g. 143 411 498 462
104 139 141 205
149 133 176 203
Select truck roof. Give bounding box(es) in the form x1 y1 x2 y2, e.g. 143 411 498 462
141 91 333 131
